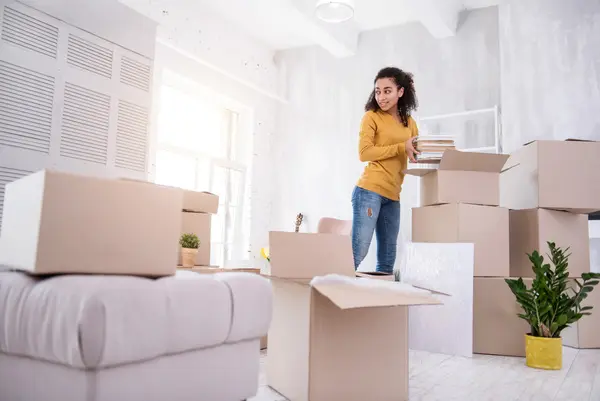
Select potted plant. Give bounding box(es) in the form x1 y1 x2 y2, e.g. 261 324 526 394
505 242 600 370
179 233 200 268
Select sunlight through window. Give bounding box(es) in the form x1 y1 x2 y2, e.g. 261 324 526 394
154 80 249 266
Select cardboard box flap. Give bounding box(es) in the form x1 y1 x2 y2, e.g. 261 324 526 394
501 159 520 173
355 272 452 296
403 161 443 176
439 150 509 173
269 231 355 280
522 138 597 146
260 274 312 286
403 166 438 176
310 275 442 310
565 138 597 142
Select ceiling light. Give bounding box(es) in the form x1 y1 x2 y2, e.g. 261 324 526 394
315 0 355 23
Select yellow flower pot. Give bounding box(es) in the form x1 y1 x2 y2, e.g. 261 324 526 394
525 334 562 370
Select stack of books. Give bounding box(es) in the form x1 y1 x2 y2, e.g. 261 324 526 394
414 134 456 163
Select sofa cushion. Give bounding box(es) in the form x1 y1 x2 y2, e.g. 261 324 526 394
212 272 272 343
0 270 270 369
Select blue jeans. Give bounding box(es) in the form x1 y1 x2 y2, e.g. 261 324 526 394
351 186 400 274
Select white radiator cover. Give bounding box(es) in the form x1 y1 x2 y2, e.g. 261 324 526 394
0 0 157 231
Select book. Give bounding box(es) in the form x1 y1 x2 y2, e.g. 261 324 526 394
413 134 456 163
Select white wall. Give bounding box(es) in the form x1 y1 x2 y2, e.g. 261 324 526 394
270 7 500 270
121 0 281 101
269 0 600 270
499 0 600 152
20 0 156 58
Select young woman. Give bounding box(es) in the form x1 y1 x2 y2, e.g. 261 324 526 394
352 67 419 274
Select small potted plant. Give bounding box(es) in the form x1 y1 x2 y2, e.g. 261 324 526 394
179 233 200 268
505 242 600 370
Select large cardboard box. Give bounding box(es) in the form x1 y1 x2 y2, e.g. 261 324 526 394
412 203 509 277
0 170 182 276
562 283 600 349
405 150 509 207
266 231 441 401
510 209 590 278
178 212 212 266
500 140 600 213
473 277 531 357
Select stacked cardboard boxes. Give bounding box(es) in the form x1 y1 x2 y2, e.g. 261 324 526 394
500 139 600 350
407 150 511 279
178 190 219 267
119 178 220 267
407 150 536 356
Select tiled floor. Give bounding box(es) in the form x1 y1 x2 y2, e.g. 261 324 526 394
250 347 600 401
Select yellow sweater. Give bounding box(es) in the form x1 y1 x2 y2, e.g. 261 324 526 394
356 110 418 201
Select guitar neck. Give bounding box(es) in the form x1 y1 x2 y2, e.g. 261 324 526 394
294 213 303 232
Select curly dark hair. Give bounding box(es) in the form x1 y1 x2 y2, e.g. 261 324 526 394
364 67 418 127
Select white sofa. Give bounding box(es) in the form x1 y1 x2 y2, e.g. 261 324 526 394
0 269 272 401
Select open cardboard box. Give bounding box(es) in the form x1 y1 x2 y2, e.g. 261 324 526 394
405 150 509 207
264 231 444 401
500 139 600 213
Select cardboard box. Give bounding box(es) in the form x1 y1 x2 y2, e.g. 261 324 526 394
562 282 600 349
0 170 182 276
120 178 219 214
405 150 509 207
412 203 509 277
473 277 531 357
266 231 441 401
510 209 590 278
182 191 218 214
178 212 212 266
500 140 600 213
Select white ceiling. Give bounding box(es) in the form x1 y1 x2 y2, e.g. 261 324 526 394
122 0 503 58
353 0 435 30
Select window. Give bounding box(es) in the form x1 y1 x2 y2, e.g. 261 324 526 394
154 80 250 266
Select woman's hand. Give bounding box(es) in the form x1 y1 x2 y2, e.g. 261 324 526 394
405 137 419 163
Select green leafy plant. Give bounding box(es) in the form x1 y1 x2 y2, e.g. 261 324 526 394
505 242 600 338
179 233 200 249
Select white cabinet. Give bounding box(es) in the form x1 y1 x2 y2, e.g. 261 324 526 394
0 1 156 232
